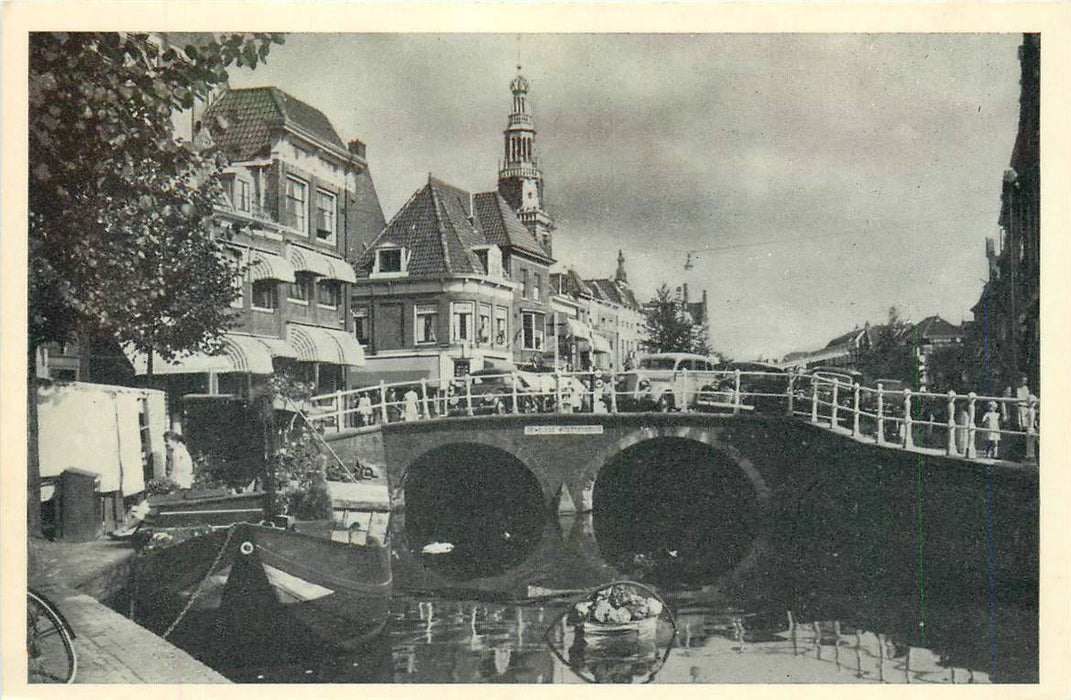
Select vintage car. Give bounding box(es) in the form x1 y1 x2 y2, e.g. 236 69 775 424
619 353 719 411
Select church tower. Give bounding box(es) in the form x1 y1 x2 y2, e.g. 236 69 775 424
615 249 629 285
498 67 555 255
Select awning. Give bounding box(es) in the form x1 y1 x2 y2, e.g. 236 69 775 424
287 245 356 283
252 335 299 360
287 245 333 278
591 333 613 354
123 333 285 375
249 249 296 283
322 254 357 284
563 318 592 341
286 324 366 367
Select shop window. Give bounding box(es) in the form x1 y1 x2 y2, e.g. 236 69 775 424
284 176 308 232
451 302 475 343
495 306 509 346
416 305 438 344
315 189 336 243
252 280 278 310
287 272 313 304
317 280 340 309
522 311 545 351
353 309 369 344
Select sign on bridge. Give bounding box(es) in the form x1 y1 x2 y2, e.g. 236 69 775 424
524 425 605 436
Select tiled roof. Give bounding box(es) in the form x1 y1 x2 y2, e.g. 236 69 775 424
205 87 346 161
588 279 623 305
472 192 549 259
911 315 963 339
825 328 864 349
354 177 485 278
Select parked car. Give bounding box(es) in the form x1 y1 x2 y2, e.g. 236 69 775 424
619 353 719 411
698 361 787 413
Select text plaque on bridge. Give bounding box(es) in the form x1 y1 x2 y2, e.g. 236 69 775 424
524 425 604 436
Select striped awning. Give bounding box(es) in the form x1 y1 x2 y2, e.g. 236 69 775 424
286 324 366 367
563 318 592 341
252 335 299 360
287 245 356 283
287 245 333 278
249 249 296 283
321 254 357 284
123 333 287 376
591 333 613 354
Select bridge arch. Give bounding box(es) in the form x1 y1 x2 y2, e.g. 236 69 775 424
582 425 773 583
578 425 772 507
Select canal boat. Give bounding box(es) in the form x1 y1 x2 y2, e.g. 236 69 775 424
142 488 269 529
133 521 391 651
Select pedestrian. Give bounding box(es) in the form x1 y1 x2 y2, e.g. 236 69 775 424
981 401 1002 459
1015 374 1032 430
357 392 373 426
403 386 420 422
164 430 194 489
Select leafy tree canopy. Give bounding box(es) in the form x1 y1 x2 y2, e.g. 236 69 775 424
29 32 284 361
853 306 916 385
641 283 712 356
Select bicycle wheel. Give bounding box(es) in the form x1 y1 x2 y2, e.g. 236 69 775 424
27 590 77 684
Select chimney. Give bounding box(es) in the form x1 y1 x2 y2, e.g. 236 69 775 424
682 283 690 304
348 138 366 159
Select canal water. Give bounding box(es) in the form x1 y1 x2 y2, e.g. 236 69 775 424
121 502 1037 684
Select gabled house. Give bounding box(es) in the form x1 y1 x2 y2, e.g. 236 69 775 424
115 86 382 418
350 176 521 384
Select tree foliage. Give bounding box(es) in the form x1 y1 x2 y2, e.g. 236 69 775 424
641 283 711 356
853 306 916 384
28 32 284 361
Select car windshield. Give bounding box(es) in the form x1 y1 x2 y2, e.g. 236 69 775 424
639 357 678 370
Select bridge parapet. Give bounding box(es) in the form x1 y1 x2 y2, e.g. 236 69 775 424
312 369 1040 468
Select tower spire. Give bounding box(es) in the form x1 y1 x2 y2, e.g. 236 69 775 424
498 64 555 256
615 249 628 284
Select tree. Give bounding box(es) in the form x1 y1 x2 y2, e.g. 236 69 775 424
642 283 711 355
29 32 283 358
27 32 283 535
854 306 916 384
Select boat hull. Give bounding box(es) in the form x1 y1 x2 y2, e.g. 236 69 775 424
134 522 391 651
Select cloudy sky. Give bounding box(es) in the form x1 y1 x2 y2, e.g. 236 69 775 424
228 33 1023 360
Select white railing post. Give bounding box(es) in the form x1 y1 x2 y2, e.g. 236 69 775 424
555 371 563 414
420 378 430 420
511 371 519 414
465 375 474 416
1025 397 1037 465
379 380 388 424
902 388 914 449
946 391 957 456
966 392 978 459
733 369 742 415
786 372 795 417
876 383 885 445
831 381 840 429
334 389 344 432
852 383 860 437
609 370 618 414
810 377 819 424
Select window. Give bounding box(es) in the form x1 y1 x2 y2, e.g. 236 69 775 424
252 280 278 310
315 189 336 242
287 272 313 304
375 247 404 275
237 180 251 212
522 311 545 351
451 302 475 343
353 308 369 344
285 176 308 232
478 303 492 344
495 306 509 346
317 280 340 308
521 268 529 298
533 273 541 302
416 305 438 344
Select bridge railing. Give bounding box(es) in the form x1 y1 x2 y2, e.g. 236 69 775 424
305 369 1038 465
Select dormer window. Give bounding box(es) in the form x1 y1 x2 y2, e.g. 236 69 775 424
371 245 407 278
472 245 503 278
236 179 251 212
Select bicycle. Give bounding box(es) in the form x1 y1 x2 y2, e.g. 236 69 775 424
27 588 77 684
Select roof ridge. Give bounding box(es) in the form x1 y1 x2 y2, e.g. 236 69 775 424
427 183 454 274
